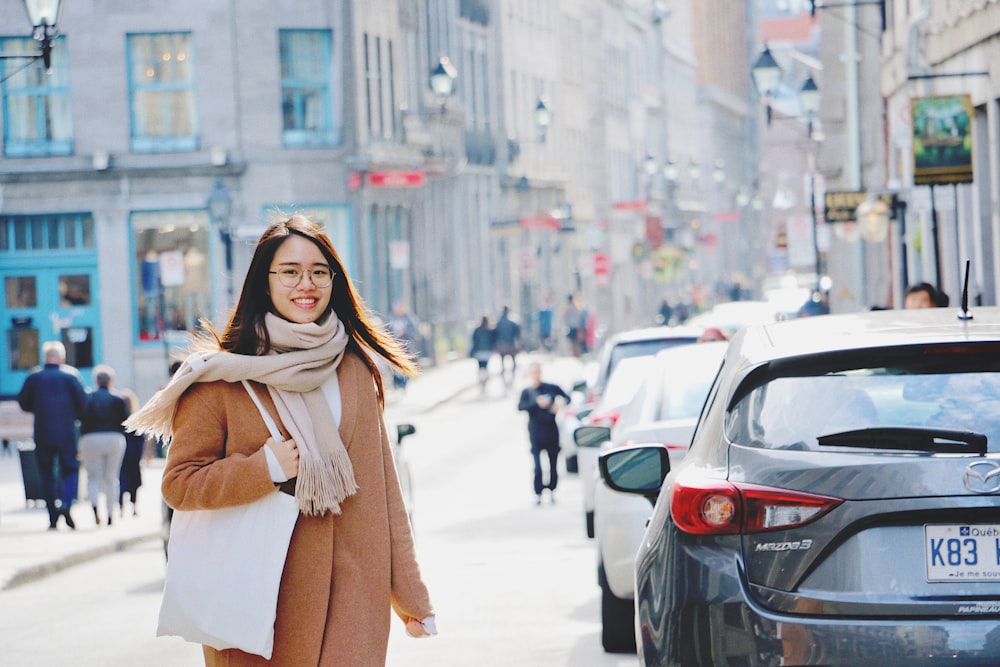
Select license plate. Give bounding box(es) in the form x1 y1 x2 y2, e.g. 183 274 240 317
925 524 1000 582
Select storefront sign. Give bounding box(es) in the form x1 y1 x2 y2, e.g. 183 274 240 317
824 191 898 223
911 94 974 185
352 170 426 189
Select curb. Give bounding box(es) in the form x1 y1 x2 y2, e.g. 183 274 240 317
2 532 160 591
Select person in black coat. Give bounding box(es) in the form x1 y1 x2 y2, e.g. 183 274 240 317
517 361 569 505
118 388 145 518
17 341 87 530
79 365 130 526
469 315 496 394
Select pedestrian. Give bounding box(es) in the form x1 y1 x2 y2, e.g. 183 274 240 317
118 388 145 517
125 213 436 666
469 315 496 394
388 301 421 392
16 340 87 530
904 282 948 309
537 295 555 352
563 293 586 357
494 305 521 384
517 362 569 505
79 364 130 526
657 297 673 326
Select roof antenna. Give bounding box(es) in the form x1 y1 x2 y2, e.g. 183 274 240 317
958 259 973 321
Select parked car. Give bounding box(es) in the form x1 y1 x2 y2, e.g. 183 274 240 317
573 355 651 538
564 326 703 477
162 422 418 557
588 326 705 405
601 306 1000 665
585 342 728 652
686 299 781 338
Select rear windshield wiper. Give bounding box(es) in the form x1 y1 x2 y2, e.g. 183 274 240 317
816 427 987 455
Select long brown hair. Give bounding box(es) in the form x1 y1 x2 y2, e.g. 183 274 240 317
209 214 417 404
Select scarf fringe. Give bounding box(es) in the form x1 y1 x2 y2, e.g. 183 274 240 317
296 450 360 516
122 388 177 443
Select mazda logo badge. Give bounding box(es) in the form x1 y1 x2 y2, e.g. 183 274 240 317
964 461 1000 493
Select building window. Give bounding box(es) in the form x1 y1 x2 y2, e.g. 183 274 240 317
0 37 72 157
0 213 94 252
279 29 339 147
363 33 396 142
131 210 211 343
127 33 197 153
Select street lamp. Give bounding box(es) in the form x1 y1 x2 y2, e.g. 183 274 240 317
533 96 553 143
429 55 457 112
712 160 726 185
688 160 701 182
0 0 63 74
206 179 233 294
751 44 781 125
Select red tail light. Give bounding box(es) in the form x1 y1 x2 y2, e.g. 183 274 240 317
588 409 621 427
670 478 842 535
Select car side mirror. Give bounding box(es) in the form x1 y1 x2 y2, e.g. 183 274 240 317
396 423 416 445
598 444 670 503
574 424 611 448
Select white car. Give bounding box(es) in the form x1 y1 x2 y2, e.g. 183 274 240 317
573 356 649 537
587 342 728 653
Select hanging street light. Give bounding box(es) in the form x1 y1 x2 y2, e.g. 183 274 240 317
429 55 457 97
534 96 553 143
1 0 63 74
751 44 781 125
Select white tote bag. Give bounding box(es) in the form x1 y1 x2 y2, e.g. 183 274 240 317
157 380 299 659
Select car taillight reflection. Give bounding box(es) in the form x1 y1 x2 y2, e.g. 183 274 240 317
670 478 842 535
588 409 621 427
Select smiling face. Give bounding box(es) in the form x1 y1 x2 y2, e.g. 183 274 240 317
268 234 333 324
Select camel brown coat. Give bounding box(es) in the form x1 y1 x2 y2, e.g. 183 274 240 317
161 352 433 666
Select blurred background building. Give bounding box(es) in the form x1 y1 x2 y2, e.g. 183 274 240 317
1 0 997 400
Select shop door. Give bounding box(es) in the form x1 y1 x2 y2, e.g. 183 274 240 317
1 265 100 397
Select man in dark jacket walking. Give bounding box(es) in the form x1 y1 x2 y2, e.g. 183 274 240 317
17 341 87 529
517 362 569 505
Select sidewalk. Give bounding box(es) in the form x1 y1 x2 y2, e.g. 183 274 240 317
0 356 484 591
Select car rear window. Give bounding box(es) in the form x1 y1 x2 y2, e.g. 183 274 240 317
726 361 1000 452
606 338 695 379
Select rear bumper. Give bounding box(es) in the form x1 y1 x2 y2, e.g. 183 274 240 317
637 541 1000 666
641 608 1000 666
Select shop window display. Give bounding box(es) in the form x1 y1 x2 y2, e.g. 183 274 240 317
132 211 211 343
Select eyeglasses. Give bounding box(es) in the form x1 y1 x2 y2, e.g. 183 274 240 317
268 266 335 288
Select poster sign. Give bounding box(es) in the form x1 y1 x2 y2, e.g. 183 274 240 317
158 250 185 287
911 94 974 185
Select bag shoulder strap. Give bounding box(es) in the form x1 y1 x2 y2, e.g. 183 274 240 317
241 380 282 441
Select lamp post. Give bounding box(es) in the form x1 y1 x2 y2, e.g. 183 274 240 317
206 179 233 297
429 55 457 112
534 96 553 144
0 0 62 75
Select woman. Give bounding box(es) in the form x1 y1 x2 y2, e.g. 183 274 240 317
79 364 129 526
125 214 436 666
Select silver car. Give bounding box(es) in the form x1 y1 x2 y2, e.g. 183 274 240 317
601 306 1000 666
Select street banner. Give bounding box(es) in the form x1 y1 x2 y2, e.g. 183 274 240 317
911 94 974 185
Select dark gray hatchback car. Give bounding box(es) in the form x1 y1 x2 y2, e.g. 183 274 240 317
601 306 1000 666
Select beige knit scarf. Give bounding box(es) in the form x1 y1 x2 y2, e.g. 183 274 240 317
123 312 357 516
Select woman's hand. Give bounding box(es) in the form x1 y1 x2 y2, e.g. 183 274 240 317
267 436 299 479
404 616 437 638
